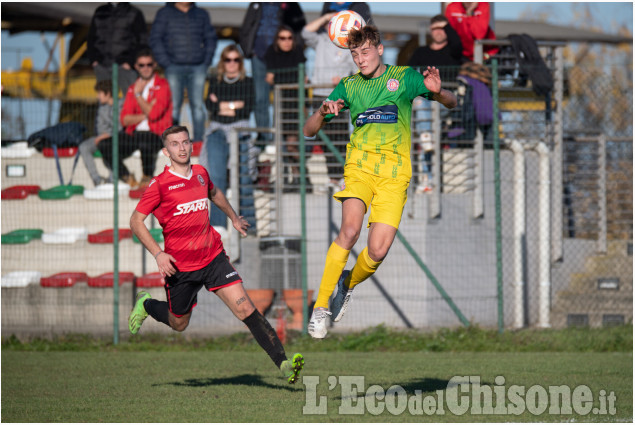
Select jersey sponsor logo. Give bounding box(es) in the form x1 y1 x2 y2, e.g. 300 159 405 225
355 105 398 127
168 183 185 191
173 198 208 216
197 175 205 186
387 78 400 92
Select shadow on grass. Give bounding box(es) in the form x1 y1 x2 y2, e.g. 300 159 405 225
153 373 302 392
333 377 452 401
400 377 452 394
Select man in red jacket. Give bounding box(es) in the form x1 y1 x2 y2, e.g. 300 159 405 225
445 2 499 62
99 49 173 189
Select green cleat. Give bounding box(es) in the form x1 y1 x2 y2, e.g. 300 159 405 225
128 291 152 334
280 353 305 384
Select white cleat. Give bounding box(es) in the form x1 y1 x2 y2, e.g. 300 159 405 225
330 270 353 322
308 307 332 339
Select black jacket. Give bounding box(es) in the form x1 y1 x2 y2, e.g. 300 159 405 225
87 3 148 67
149 3 217 68
240 2 306 58
407 24 463 72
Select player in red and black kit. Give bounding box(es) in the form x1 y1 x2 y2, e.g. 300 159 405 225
128 125 304 383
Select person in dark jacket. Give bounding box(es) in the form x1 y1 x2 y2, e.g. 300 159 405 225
408 15 463 71
87 2 148 95
239 2 305 142
150 2 217 144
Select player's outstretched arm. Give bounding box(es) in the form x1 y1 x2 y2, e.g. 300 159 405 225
209 186 249 236
423 66 457 109
130 210 177 276
303 99 345 138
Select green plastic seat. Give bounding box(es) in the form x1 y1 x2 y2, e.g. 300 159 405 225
38 185 84 200
2 229 44 244
133 228 163 243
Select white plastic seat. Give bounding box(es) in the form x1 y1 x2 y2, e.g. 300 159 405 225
1 271 42 287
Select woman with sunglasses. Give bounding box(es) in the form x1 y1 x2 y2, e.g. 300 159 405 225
203 45 256 231
264 25 310 193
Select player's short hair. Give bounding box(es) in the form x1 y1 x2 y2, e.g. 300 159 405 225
161 125 190 146
94 79 112 96
348 25 381 49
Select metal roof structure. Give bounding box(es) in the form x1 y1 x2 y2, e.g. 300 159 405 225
2 2 631 45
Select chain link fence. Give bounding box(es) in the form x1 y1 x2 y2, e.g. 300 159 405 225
1 48 632 338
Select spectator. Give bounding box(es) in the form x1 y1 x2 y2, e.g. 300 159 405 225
445 2 499 62
240 2 306 143
407 14 463 193
302 12 359 186
78 80 116 186
202 45 256 230
408 15 463 70
320 2 374 26
264 25 309 192
87 2 148 95
150 2 217 145
99 49 172 188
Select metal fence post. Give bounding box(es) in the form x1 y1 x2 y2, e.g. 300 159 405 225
298 64 309 335
492 59 504 333
430 101 441 219
111 64 120 345
273 85 283 233
552 46 565 262
473 127 484 219
598 133 607 254
229 129 240 260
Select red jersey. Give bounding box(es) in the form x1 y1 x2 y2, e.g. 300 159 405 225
135 164 223 272
121 74 173 136
445 2 499 61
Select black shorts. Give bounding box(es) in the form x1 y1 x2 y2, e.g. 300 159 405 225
164 251 242 317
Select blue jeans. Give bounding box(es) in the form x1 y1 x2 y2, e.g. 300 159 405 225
251 56 271 141
166 63 207 142
205 130 256 229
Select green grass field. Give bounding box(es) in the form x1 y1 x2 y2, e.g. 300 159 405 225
1 351 632 422
2 327 632 422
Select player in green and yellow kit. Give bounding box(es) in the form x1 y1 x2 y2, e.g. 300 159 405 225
303 25 457 338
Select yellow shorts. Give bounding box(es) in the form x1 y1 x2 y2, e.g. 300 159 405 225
334 167 409 229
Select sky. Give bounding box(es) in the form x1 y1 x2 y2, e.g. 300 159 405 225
1 1 633 72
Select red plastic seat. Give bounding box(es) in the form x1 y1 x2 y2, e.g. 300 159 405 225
42 146 78 158
87 228 133 244
192 141 203 156
87 272 135 287
40 272 89 287
136 272 165 287
1 185 41 200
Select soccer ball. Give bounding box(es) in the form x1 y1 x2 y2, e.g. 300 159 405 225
328 10 366 49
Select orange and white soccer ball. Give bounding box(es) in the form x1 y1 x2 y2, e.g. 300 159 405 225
328 10 366 49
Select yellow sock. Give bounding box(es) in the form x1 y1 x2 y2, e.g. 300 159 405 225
347 247 382 290
314 242 350 309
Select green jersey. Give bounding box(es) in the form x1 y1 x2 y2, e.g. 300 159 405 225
326 65 433 181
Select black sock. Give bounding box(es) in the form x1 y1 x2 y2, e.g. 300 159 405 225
243 310 287 368
144 299 170 327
